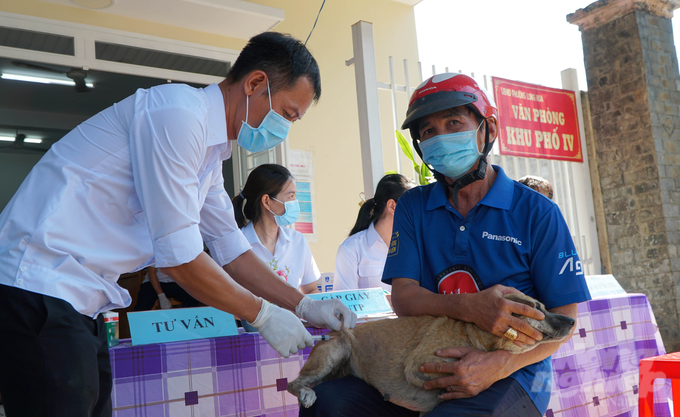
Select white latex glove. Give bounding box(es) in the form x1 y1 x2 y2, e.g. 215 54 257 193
157 293 172 310
251 300 313 358
295 296 357 331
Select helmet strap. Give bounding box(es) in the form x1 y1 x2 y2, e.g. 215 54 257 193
414 119 494 208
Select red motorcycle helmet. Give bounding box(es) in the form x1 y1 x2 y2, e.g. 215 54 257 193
401 73 498 140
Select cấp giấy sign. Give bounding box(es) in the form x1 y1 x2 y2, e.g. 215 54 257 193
127 306 239 346
492 77 583 162
306 288 392 317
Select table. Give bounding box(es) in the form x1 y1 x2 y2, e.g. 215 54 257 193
545 293 671 417
110 327 326 417
110 294 671 417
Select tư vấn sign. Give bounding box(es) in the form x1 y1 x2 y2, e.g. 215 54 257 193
492 77 583 162
127 306 239 346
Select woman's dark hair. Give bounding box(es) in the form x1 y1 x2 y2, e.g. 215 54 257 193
232 164 294 228
227 31 321 103
349 174 415 236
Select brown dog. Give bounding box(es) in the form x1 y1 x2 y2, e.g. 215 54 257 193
287 293 575 413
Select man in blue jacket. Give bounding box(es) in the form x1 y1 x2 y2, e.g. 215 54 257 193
302 73 590 417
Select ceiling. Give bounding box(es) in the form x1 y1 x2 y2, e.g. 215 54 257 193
37 0 285 40
0 56 204 153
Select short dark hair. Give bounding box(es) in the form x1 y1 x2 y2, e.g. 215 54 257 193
467 105 486 124
232 164 294 228
227 32 321 102
518 175 554 200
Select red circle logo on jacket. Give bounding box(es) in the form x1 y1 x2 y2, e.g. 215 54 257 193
436 265 484 295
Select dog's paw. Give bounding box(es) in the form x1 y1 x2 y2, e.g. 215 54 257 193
299 387 317 408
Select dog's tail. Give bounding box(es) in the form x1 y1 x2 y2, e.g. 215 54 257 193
336 316 355 340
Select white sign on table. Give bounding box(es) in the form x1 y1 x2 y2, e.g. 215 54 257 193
306 288 392 316
585 274 627 299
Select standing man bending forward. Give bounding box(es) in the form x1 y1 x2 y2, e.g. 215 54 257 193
0 32 355 417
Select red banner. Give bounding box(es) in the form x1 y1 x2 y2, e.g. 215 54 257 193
492 77 583 163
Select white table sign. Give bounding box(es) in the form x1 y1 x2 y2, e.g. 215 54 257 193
585 274 627 299
306 288 392 316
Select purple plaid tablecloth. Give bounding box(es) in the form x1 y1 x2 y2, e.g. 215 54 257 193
111 293 671 417
545 293 671 417
110 327 327 417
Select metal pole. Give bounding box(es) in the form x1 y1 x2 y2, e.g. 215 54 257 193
389 56 402 174
403 59 412 97
404 59 418 181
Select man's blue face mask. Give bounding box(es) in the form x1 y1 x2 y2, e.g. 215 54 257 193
419 120 484 180
237 79 291 153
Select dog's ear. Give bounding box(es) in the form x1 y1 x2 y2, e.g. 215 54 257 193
503 294 537 309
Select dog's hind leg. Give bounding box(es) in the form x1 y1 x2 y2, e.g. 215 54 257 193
287 334 352 408
399 338 458 412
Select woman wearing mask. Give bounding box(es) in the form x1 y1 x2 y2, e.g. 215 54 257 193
232 164 320 294
333 174 415 292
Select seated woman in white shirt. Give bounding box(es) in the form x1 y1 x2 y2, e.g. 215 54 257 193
232 164 320 294
333 174 414 292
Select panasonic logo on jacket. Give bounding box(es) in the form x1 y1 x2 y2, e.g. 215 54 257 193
481 231 522 246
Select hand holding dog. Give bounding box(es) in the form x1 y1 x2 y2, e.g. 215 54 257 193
420 347 513 400
465 285 545 346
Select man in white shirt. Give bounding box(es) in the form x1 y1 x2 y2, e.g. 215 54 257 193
0 32 355 417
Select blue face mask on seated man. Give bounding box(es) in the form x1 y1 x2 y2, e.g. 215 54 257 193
237 78 292 153
269 197 301 226
419 120 484 180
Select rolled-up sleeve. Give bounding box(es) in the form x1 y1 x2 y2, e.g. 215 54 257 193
382 192 420 286
129 98 206 268
200 169 251 266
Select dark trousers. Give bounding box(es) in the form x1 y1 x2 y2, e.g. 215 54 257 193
298 375 541 417
0 284 112 417
133 281 200 311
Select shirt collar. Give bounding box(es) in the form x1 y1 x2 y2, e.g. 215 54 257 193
426 165 514 211
365 222 382 247
277 224 294 243
241 221 258 244
242 221 293 246
426 181 449 211
205 83 231 149
479 166 513 210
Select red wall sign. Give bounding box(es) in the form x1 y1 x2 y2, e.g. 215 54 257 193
492 77 583 163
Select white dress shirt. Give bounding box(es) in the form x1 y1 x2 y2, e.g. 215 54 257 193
0 83 251 317
241 222 320 290
333 222 390 292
